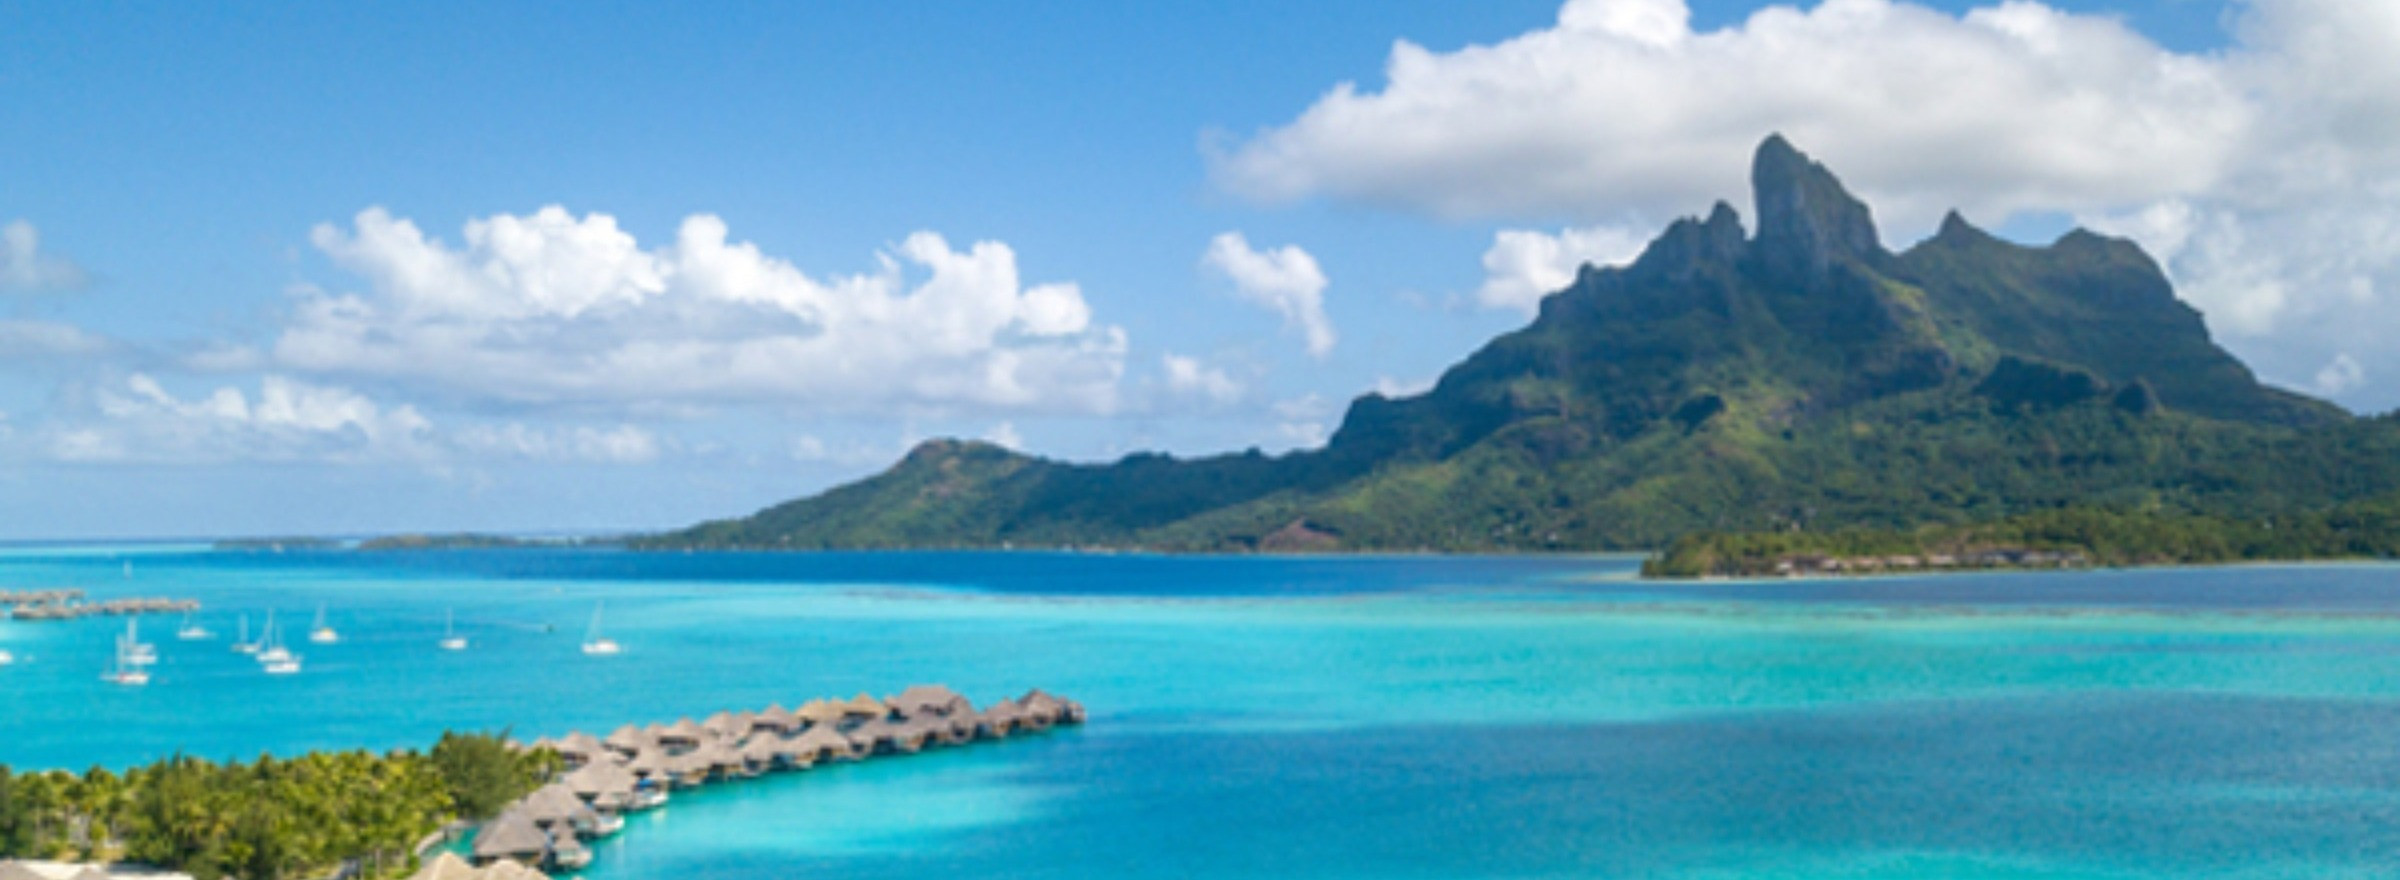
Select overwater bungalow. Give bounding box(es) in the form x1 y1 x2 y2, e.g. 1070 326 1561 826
663 749 711 788
516 783 603 836
844 718 897 754
788 725 857 764
702 710 742 739
623 748 672 784
469 810 548 867
547 828 592 872
1020 689 1086 728
734 736 783 776
980 698 1027 737
762 736 818 770
660 717 709 749
603 724 649 755
889 684 973 719
754 703 801 734
409 852 545 880
565 759 639 816
702 741 745 777
930 712 976 745
793 698 845 728
554 731 606 765
835 694 889 730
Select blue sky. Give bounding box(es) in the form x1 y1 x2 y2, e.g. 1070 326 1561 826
5 0 2391 539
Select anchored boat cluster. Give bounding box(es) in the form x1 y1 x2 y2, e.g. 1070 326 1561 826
7 592 198 621
471 685 1086 873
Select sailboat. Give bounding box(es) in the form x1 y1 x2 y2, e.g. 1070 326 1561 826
257 614 301 675
580 602 621 656
232 613 260 654
122 619 158 667
104 632 150 686
256 611 293 664
176 609 214 641
307 603 340 644
439 608 467 652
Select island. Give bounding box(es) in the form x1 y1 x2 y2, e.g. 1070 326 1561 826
632 136 2400 575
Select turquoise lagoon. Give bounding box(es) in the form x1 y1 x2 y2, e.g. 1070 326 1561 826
5 547 2400 877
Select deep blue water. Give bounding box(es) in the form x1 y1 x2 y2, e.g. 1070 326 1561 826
6 547 2400 877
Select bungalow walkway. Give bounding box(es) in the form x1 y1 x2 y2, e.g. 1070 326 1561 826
455 685 1087 876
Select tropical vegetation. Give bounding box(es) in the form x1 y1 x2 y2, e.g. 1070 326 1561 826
1644 493 2400 578
0 731 552 880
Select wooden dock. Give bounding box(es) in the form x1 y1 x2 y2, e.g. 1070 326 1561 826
475 685 1086 873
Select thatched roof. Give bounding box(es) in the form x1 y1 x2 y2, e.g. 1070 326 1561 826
702 711 740 738
764 735 815 765
888 684 972 718
885 720 932 753
556 731 605 757
839 693 888 719
625 749 671 777
738 735 784 764
416 853 544 880
604 724 648 752
548 828 588 859
661 717 708 743
981 697 1025 730
516 783 596 827
471 810 550 860
844 718 895 750
785 724 851 759
406 851 478 880
1022 689 1085 724
901 713 962 745
698 741 742 769
755 703 798 732
566 759 637 799
666 748 715 777
793 699 845 725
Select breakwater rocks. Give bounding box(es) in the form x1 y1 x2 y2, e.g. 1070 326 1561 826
474 685 1085 874
5 593 200 621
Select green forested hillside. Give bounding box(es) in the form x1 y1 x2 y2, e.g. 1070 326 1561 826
638 136 2396 559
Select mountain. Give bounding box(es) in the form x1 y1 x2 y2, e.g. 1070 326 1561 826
641 136 2390 554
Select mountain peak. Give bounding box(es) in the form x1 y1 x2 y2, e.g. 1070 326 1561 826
1750 135 1885 288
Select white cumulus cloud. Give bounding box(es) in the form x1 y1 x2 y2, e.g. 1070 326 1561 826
0 320 113 360
276 207 1127 416
1213 0 2245 238
2314 353 2366 396
48 374 435 464
1476 225 1648 315
0 220 91 293
1215 0 2400 410
1161 353 1245 404
1202 232 1336 358
452 423 664 464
